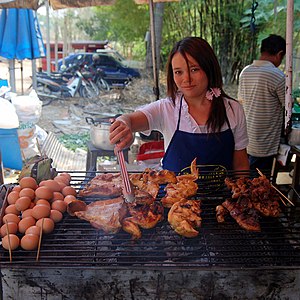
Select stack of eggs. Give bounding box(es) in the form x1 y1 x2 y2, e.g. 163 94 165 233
1 173 77 251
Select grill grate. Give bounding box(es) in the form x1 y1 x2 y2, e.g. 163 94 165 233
0 170 300 270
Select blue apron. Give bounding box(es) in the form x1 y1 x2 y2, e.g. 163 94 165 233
162 96 235 173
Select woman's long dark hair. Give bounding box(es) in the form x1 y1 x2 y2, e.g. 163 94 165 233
166 37 234 132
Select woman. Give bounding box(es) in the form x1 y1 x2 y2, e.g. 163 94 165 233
109 37 249 173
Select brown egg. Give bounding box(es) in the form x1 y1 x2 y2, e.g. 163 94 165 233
20 234 40 251
62 186 77 197
18 216 36 234
54 175 69 186
0 222 18 237
5 204 20 215
36 199 51 208
36 218 55 234
15 196 32 212
51 200 67 213
52 192 64 201
19 188 35 200
12 185 22 192
50 209 63 223
35 186 53 200
19 177 38 190
40 179 61 192
25 225 41 236
7 191 20 205
2 234 20 250
29 202 35 209
60 172 71 182
63 195 77 205
2 213 20 224
56 180 67 191
32 204 51 220
22 208 33 219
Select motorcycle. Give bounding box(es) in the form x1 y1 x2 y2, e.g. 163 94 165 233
85 65 110 92
36 65 98 105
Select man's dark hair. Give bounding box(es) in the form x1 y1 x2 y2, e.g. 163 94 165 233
260 34 286 55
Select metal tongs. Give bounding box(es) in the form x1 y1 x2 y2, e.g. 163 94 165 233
116 149 135 203
110 117 135 203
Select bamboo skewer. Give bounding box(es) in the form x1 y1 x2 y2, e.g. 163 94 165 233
36 218 44 262
256 168 294 207
5 221 12 262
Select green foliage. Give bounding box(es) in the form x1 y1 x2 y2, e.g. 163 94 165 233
93 0 148 45
58 133 90 152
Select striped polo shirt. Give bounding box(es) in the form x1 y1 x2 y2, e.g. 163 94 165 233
238 60 285 157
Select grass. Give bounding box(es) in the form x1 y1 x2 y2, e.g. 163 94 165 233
58 133 90 151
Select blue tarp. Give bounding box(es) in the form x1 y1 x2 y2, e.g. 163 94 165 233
0 8 45 60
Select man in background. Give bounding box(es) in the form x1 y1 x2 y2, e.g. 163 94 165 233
238 34 286 171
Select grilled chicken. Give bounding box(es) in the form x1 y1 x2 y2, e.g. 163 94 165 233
122 202 164 239
161 180 198 208
168 199 202 238
142 168 177 184
122 217 142 240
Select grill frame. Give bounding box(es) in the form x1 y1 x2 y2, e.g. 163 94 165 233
1 170 300 271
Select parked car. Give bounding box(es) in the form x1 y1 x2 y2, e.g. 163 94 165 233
52 53 141 88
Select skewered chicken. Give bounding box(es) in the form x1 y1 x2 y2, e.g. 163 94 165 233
168 199 202 238
224 175 281 218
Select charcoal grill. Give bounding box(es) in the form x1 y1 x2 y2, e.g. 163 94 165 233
1 169 300 299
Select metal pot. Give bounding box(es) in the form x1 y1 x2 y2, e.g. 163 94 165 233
86 116 115 150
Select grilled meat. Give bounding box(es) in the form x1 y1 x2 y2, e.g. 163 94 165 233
168 199 202 238
216 205 228 223
222 199 261 232
122 202 164 239
78 173 123 198
176 158 199 181
142 168 177 184
74 197 127 234
130 176 160 199
161 179 198 208
122 217 142 240
127 202 164 229
224 175 281 218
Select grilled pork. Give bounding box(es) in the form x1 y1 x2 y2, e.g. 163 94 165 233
73 197 127 234
78 173 123 198
221 199 261 232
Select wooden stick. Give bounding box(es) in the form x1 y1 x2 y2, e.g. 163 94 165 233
36 218 44 262
256 168 294 206
5 221 12 263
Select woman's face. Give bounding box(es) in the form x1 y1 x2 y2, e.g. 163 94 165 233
172 52 208 100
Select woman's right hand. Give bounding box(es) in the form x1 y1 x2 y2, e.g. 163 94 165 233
109 118 134 151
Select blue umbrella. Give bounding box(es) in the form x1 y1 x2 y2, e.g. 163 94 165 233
0 8 46 92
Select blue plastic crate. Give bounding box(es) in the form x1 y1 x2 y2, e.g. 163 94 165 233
0 128 23 170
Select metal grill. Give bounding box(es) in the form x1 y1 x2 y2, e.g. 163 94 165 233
1 170 300 270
